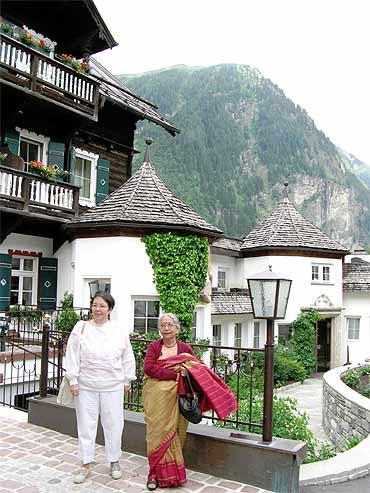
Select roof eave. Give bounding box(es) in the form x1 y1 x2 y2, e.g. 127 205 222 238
64 220 223 238
86 0 118 50
241 245 349 256
105 97 180 136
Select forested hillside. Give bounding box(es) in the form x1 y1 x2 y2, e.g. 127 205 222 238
120 64 370 248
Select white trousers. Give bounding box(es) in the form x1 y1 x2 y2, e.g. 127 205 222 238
75 389 124 464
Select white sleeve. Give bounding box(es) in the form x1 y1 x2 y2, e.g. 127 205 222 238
122 331 136 385
64 322 83 386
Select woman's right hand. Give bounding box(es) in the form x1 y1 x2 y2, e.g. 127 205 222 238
70 384 79 397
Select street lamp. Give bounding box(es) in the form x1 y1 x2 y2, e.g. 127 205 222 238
247 266 292 442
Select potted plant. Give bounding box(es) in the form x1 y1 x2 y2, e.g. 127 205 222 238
29 160 69 182
60 54 90 74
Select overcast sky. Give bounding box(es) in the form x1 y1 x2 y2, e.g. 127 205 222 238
94 0 370 164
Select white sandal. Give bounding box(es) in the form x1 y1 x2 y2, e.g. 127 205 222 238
73 464 91 484
111 461 122 480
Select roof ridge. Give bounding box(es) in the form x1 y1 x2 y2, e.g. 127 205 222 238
285 200 303 243
269 201 287 242
149 162 190 224
118 163 147 219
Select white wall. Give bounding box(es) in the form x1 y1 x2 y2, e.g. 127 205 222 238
0 233 53 257
210 254 244 289
54 241 73 305
71 236 158 328
343 291 370 363
243 255 343 324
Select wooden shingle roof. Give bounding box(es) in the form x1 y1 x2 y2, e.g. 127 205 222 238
68 142 222 237
211 290 252 315
241 196 348 254
212 237 243 252
90 59 180 136
343 259 370 292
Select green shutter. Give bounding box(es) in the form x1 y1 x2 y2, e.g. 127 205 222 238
0 254 12 311
48 141 65 168
5 128 20 155
38 258 58 310
96 158 110 204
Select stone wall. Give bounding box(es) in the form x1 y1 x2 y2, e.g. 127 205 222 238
323 364 370 451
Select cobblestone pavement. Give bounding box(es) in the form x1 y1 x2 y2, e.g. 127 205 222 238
0 411 273 493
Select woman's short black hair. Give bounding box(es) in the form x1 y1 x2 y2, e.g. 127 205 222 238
91 291 115 311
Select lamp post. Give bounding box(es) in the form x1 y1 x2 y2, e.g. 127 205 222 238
247 266 292 442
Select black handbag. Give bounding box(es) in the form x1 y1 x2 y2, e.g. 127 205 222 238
178 371 202 424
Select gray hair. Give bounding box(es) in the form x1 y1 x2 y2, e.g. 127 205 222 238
158 313 181 329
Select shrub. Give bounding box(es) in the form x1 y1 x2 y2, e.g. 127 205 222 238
220 395 335 463
290 310 320 377
274 354 306 386
344 435 362 450
342 368 361 389
342 365 370 398
55 292 80 336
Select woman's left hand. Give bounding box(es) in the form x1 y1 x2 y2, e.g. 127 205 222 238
180 368 188 377
124 385 131 395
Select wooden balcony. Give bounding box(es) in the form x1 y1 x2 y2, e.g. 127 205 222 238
0 33 100 120
0 165 80 221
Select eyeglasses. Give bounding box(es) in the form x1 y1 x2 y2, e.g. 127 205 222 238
160 322 175 329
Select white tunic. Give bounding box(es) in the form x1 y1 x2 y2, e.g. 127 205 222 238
65 320 136 392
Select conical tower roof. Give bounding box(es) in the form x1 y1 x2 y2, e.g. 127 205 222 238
67 140 222 237
241 186 348 254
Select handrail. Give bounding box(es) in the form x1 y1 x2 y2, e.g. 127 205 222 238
0 165 80 215
0 33 100 119
0 165 80 192
0 33 98 85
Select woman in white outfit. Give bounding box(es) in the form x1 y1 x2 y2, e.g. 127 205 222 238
65 291 136 484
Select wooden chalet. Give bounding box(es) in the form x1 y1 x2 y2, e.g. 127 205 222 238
0 0 178 310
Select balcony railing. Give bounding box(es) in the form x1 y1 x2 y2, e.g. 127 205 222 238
0 33 99 120
0 165 80 219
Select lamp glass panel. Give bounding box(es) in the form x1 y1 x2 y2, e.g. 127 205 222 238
249 279 277 318
276 280 291 318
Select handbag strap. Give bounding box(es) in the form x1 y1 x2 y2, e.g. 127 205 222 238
183 370 196 397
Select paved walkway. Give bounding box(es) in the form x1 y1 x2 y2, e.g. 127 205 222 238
0 407 273 493
276 374 330 443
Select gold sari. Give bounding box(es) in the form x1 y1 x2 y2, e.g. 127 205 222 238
143 365 188 487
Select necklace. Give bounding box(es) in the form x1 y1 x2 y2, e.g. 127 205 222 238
163 341 177 348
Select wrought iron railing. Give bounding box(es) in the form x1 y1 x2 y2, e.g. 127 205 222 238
0 314 267 432
0 33 100 120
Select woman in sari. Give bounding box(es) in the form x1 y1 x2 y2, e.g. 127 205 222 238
143 313 237 490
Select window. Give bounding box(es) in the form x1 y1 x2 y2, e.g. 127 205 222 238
323 266 330 282
234 323 242 348
217 270 226 289
278 324 292 343
213 324 221 346
75 156 92 199
253 322 260 349
17 128 49 167
73 148 98 206
10 257 37 306
133 300 160 335
20 138 43 164
346 317 360 340
311 264 331 283
191 311 197 340
311 265 319 281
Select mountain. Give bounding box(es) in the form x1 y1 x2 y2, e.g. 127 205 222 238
119 64 370 248
339 148 370 190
